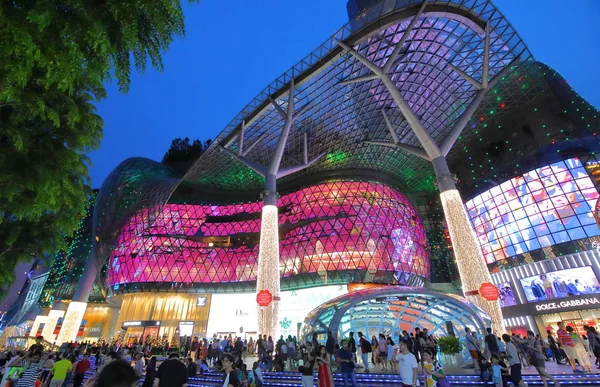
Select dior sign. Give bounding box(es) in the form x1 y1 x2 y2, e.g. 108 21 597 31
535 296 600 311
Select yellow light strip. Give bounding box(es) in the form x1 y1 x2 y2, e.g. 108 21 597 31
256 205 280 338
440 189 505 334
56 301 87 344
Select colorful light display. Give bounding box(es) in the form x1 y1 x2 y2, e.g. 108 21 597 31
107 181 430 288
466 158 600 264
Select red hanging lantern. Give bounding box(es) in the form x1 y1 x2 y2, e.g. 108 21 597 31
479 282 499 301
256 290 273 307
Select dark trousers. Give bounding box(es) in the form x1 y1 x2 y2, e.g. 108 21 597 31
510 363 522 385
73 374 85 387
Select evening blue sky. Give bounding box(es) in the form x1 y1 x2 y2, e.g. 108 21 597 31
89 0 600 187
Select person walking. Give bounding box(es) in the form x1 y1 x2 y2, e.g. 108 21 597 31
421 349 446 387
465 328 481 372
154 352 188 387
484 328 499 359
557 322 578 372
378 334 388 372
358 332 371 373
73 353 91 387
299 352 313 387
567 326 592 372
503 334 527 387
142 356 157 387
546 330 563 364
526 331 560 387
338 340 357 387
316 345 334 387
348 332 357 361
49 354 72 387
396 340 419 387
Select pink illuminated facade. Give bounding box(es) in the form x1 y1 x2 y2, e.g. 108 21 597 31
108 181 430 291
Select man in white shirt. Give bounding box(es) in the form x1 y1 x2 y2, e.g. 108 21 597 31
396 341 419 387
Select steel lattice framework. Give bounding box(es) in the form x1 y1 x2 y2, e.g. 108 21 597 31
107 181 430 293
177 0 539 196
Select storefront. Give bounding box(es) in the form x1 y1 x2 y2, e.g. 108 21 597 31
113 293 212 342
491 248 600 335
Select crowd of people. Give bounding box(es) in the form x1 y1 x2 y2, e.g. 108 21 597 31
1 322 599 387
464 323 600 387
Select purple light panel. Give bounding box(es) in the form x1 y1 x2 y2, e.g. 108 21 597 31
107 181 430 286
466 158 600 264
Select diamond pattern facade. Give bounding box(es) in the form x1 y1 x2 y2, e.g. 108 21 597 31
107 181 429 293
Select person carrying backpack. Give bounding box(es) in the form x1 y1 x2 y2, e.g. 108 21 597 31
357 332 372 373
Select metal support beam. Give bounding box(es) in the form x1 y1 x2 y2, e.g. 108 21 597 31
338 73 380 85
447 62 482 90
237 120 245 156
364 140 430 161
303 132 308 165
220 146 267 177
383 0 427 73
482 22 490 89
440 57 519 156
382 109 401 144
242 131 268 156
277 152 326 179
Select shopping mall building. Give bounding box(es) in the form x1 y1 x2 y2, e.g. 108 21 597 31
2 0 599 346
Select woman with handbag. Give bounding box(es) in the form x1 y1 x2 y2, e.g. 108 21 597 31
526 331 560 387
422 349 450 387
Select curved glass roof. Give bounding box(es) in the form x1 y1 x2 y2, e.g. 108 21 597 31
177 0 540 195
301 286 491 340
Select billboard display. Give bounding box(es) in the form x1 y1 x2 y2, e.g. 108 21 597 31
466 158 600 264
519 267 600 303
498 282 517 307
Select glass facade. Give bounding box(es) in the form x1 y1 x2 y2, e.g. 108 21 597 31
301 286 490 341
108 181 430 292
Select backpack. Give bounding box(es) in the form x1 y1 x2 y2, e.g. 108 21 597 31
363 339 372 353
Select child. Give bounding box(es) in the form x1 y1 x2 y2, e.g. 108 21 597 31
491 354 503 387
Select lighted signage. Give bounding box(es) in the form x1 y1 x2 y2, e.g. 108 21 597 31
535 296 600 311
519 266 600 303
466 157 600 264
498 282 517 308
196 297 207 307
122 320 160 328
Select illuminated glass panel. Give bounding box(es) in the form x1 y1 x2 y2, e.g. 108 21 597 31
107 181 430 287
466 158 600 264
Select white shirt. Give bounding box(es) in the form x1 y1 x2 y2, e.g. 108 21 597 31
396 352 420 386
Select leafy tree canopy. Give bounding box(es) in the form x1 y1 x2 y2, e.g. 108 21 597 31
0 0 197 293
162 137 212 165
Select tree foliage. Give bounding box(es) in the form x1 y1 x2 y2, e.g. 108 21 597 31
0 0 197 293
162 137 212 165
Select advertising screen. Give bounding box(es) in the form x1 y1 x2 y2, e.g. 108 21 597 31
498 282 517 307
519 267 600 303
466 158 600 264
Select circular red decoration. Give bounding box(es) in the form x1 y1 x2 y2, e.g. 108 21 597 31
256 290 273 307
479 282 499 301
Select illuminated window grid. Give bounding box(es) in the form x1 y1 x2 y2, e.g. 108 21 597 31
107 181 430 288
466 158 600 263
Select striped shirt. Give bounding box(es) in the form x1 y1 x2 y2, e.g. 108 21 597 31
557 328 574 347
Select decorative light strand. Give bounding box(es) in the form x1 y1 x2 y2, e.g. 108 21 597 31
256 205 280 338
56 301 87 344
41 310 65 341
440 189 505 334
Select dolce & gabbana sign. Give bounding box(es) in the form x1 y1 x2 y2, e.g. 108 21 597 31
535 296 600 311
